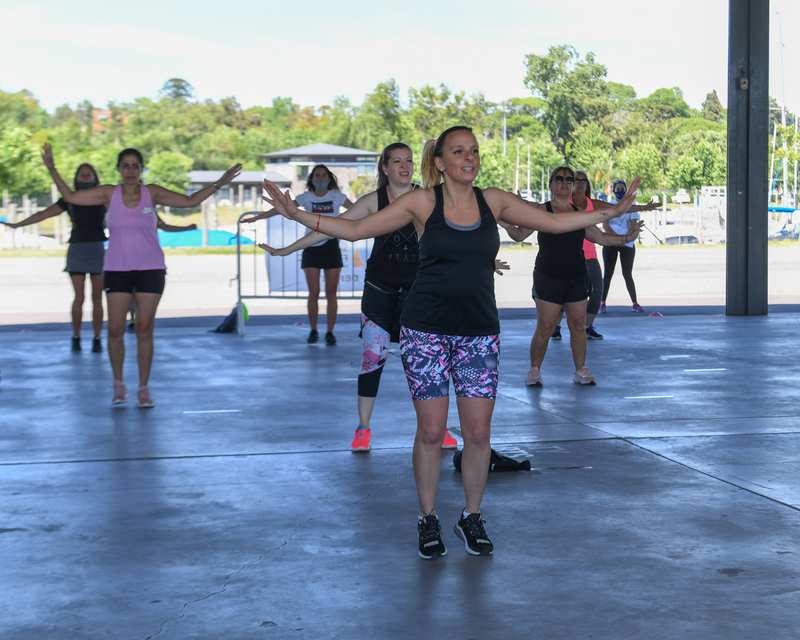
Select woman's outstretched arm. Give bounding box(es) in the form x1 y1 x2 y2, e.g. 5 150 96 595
489 178 641 234
263 180 420 241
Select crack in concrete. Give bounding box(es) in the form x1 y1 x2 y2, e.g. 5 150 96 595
142 538 289 640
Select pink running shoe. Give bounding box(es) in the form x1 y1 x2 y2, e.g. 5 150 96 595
632 303 645 313
350 427 371 452
441 430 458 450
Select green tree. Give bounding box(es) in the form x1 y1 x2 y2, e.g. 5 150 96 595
701 90 724 122
566 122 613 181
617 143 663 191
147 151 193 192
159 78 195 102
0 126 50 197
667 131 726 190
607 82 637 108
475 137 514 191
0 89 49 129
350 80 407 151
523 45 611 154
636 87 691 123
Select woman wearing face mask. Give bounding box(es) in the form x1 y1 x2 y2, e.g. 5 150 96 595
259 143 461 452
2 163 107 353
262 126 640 559
245 165 353 345
42 143 241 407
503 167 643 387
601 179 646 313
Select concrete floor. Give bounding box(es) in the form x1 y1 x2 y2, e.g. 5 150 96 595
1 311 799 639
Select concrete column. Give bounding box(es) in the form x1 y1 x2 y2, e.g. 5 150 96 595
726 0 770 315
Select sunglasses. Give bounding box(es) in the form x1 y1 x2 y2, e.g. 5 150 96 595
552 176 575 184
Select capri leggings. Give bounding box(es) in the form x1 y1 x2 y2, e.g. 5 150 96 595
586 258 603 315
602 246 638 304
399 327 499 401
358 317 391 398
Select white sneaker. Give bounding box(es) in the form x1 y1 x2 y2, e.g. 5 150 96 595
526 367 543 387
573 368 596 386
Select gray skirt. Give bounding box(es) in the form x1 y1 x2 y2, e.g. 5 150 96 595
64 241 105 275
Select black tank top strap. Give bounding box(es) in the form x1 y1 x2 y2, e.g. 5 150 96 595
473 187 494 221
433 183 444 218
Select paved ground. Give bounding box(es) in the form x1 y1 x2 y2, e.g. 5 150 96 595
1 311 799 638
1 243 799 325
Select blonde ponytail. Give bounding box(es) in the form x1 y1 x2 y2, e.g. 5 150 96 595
420 139 441 189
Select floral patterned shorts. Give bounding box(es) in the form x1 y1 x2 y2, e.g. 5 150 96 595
399 327 499 400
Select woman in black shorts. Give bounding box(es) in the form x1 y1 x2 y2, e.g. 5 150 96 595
2 163 106 353
43 144 240 407
245 165 353 345
262 127 640 559
504 167 642 386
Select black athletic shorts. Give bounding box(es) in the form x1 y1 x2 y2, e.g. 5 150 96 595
532 269 589 305
104 269 166 295
361 280 409 343
301 239 343 270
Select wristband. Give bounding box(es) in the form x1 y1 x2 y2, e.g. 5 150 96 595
314 214 321 232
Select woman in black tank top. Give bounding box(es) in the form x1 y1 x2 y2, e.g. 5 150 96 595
264 127 642 559
259 143 459 452
502 167 643 387
2 163 107 353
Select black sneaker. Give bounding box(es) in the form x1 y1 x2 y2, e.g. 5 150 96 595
418 514 447 560
324 331 336 346
92 337 102 353
551 325 562 341
454 512 494 556
71 337 81 352
586 326 604 340
307 329 319 344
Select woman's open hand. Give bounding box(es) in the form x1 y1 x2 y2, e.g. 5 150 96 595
258 242 289 257
494 259 510 275
262 180 300 220
41 143 55 170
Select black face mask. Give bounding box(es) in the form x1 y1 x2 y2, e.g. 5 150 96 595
76 180 98 190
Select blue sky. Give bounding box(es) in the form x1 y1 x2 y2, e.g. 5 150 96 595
1 0 798 113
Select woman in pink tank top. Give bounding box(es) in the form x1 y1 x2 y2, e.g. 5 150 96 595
43 144 241 408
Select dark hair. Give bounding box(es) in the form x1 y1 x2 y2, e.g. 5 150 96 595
575 170 592 199
421 126 475 188
116 147 144 169
377 142 412 189
306 164 339 192
73 163 100 189
549 165 575 185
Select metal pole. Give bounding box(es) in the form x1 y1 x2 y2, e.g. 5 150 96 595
726 0 770 316
769 121 777 202
502 107 507 157
236 213 244 335
526 144 531 193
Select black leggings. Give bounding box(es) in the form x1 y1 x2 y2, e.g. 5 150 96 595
602 246 638 304
586 258 603 315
